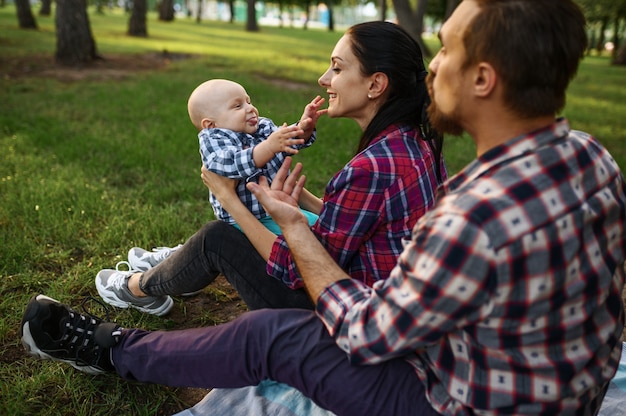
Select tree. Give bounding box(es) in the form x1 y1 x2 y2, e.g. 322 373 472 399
612 1 626 64
302 0 312 29
195 0 202 23
379 0 388 21
576 0 626 63
246 0 259 31
16 0 38 29
228 0 235 23
55 0 99 66
39 0 52 16
615 42 626 65
158 0 175 21
128 0 148 37
391 0 430 56
326 0 334 31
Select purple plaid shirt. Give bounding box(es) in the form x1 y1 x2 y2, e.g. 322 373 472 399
317 118 626 415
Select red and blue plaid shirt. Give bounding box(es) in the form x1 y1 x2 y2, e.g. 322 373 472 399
317 118 626 415
267 123 445 289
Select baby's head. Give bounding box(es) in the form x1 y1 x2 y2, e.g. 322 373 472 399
187 79 259 134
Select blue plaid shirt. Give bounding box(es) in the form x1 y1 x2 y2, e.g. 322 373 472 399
317 118 626 415
199 117 315 224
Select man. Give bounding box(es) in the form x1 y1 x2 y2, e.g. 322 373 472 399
20 1 626 415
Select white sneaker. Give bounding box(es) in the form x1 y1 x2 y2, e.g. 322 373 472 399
126 245 201 297
127 245 182 272
95 269 174 316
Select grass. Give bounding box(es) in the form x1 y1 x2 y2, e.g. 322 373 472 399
1 4 625 415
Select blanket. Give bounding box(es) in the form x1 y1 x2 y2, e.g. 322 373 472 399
174 343 626 416
599 342 626 416
173 379 335 416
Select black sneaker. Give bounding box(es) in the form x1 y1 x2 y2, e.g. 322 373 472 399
20 294 122 375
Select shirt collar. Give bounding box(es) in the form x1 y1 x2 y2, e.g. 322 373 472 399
441 117 570 195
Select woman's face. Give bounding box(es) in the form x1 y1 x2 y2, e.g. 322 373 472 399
318 34 377 130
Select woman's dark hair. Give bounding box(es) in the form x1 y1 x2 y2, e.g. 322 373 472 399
346 21 443 181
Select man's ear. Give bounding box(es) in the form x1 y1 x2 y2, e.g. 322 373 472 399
368 72 389 100
474 62 497 98
201 118 215 129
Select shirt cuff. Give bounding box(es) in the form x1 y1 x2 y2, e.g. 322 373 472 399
316 279 370 337
266 237 303 289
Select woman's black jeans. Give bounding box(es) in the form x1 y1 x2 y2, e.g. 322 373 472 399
139 220 315 310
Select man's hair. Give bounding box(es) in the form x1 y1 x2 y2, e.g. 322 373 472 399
463 0 587 117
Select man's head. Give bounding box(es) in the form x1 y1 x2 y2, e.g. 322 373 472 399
187 79 259 134
427 0 587 136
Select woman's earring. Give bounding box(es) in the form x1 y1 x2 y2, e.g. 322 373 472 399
367 94 372 99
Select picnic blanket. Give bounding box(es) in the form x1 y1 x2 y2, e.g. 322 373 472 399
173 343 626 416
173 379 335 416
599 342 626 416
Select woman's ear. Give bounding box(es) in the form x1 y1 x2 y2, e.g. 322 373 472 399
368 72 389 100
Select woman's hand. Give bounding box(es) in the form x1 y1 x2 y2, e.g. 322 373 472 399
201 165 238 204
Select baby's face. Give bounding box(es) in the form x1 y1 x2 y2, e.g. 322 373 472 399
211 83 259 134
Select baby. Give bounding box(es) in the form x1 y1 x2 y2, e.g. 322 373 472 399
187 79 326 233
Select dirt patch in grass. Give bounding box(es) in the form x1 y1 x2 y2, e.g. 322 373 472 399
0 52 312 92
0 50 194 82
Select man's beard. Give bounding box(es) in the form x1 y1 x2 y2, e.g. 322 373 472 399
426 73 464 137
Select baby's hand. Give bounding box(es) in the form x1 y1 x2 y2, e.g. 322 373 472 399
301 96 327 126
300 96 327 139
267 123 305 155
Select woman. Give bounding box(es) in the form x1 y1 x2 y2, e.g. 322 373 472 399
95 21 446 315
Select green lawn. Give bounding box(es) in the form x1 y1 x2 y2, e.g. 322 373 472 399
1 5 625 415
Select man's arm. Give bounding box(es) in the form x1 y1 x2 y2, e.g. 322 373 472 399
246 158 350 301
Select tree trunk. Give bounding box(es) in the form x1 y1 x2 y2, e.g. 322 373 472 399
16 0 38 29
303 0 310 29
246 0 258 31
612 15 621 60
158 0 175 21
128 0 147 37
229 0 234 23
326 0 334 31
379 0 387 21
392 0 431 57
613 41 626 65
195 0 201 23
39 0 52 16
587 26 596 55
55 0 99 66
596 17 608 53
